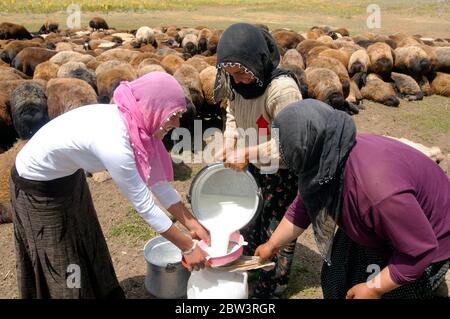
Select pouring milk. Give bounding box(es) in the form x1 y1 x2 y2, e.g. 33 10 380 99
197 194 255 256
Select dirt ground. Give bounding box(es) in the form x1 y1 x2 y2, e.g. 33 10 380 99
0 6 449 299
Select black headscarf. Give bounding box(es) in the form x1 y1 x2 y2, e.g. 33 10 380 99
214 23 299 102
272 99 357 264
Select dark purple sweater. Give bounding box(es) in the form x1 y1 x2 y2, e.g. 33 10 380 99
286 133 450 285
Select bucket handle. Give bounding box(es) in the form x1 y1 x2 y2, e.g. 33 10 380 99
165 263 177 273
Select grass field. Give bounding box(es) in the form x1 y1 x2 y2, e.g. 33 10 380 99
1 0 449 17
0 0 449 38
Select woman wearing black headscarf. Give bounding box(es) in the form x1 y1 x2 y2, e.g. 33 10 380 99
213 23 302 298
256 99 450 299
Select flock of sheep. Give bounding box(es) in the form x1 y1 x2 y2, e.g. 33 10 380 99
0 17 449 224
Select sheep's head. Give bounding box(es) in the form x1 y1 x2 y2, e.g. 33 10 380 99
10 82 49 139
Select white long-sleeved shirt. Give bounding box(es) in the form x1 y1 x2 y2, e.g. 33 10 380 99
15 104 180 233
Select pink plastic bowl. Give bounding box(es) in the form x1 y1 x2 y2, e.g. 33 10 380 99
198 231 248 267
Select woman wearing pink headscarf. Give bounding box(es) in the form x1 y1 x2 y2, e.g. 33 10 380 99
10 72 209 299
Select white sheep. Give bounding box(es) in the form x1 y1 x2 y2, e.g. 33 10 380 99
136 26 156 46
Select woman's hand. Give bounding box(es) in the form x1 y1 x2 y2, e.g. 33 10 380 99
346 283 383 299
214 137 236 162
189 222 211 245
183 244 209 272
255 242 279 263
224 147 249 171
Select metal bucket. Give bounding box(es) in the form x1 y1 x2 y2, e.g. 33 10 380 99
188 162 262 232
143 236 191 299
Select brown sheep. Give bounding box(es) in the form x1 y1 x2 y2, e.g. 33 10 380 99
57 62 97 91
333 39 363 55
33 61 59 81
391 72 423 101
279 63 308 99
0 22 32 40
430 72 450 97
12 47 57 76
333 28 350 37
0 40 41 64
418 75 433 96
129 52 159 69
205 29 222 55
361 74 399 107
86 57 101 71
0 66 28 81
95 59 127 76
87 39 114 51
296 39 335 62
96 48 139 63
389 33 410 46
397 37 423 48
418 44 439 72
316 35 334 45
305 67 358 114
272 30 305 55
173 64 204 111
55 42 77 52
198 66 226 119
434 47 450 72
0 92 17 153
348 49 370 76
89 17 109 31
137 58 162 70
367 42 394 77
394 46 433 77
97 63 137 103
199 66 217 106
318 48 351 69
46 78 98 119
50 50 94 65
202 55 217 66
197 28 213 53
304 28 325 40
307 55 351 98
281 48 305 70
161 54 185 74
304 46 332 65
186 56 211 73
346 79 363 106
0 139 27 223
138 64 166 77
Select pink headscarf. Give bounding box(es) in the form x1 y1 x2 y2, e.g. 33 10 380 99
113 72 186 186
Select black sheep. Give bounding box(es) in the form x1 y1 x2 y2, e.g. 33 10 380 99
10 82 49 139
89 17 109 31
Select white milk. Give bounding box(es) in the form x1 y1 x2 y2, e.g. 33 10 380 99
197 194 255 256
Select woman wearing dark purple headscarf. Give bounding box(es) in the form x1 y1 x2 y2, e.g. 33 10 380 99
256 99 450 299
